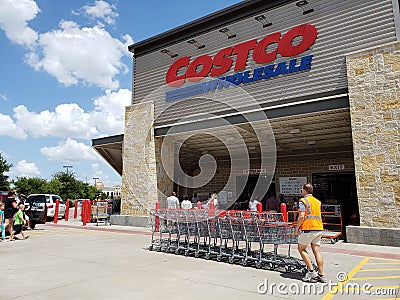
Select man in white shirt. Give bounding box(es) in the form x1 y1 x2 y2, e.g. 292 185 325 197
166 192 180 209
181 198 192 209
248 197 260 211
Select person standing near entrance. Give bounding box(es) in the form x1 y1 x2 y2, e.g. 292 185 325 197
295 183 326 283
248 195 260 211
266 193 279 212
166 192 180 209
181 195 192 209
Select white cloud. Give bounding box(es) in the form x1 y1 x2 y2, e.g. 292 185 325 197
91 163 116 186
0 0 39 48
25 20 133 90
0 113 28 139
40 138 98 163
6 160 41 178
0 94 9 102
13 103 98 139
6 88 131 140
90 88 131 135
81 0 118 25
0 150 11 159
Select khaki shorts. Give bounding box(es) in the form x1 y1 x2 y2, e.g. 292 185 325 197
298 231 323 246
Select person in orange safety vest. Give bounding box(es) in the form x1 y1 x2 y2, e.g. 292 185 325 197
295 183 326 283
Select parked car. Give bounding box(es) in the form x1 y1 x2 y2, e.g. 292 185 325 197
0 191 7 203
25 194 48 229
27 194 66 221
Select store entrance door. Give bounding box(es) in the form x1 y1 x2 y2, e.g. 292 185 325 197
312 173 360 238
236 175 275 210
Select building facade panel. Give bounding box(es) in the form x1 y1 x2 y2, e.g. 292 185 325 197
131 0 397 127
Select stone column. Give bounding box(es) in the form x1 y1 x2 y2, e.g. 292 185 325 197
346 41 400 229
121 102 158 216
155 136 174 207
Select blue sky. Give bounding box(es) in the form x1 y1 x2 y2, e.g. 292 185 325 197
0 0 243 187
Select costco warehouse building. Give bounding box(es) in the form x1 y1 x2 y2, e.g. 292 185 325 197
93 0 400 246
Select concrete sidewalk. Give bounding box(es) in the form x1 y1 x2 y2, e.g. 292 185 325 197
1 221 400 299
52 216 400 259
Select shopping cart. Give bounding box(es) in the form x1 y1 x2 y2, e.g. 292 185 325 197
192 210 210 258
241 213 261 266
149 209 310 274
91 201 111 226
149 208 169 251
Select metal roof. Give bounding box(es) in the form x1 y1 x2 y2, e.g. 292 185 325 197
128 0 290 57
92 134 123 175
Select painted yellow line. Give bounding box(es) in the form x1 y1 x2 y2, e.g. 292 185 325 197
358 268 400 272
350 275 400 280
366 262 400 265
320 256 370 300
368 257 399 261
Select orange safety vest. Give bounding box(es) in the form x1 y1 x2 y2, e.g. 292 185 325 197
300 195 324 231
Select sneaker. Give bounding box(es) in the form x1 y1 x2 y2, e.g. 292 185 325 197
302 270 318 282
313 274 327 283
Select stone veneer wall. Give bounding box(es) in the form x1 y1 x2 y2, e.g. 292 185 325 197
155 136 174 207
121 103 158 216
346 41 400 228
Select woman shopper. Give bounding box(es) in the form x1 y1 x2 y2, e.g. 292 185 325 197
4 191 18 238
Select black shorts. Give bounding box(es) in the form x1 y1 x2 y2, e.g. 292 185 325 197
13 224 22 235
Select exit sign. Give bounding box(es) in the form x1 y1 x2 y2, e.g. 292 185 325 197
329 164 345 171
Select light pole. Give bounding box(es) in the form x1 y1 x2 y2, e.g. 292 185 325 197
63 165 73 175
93 177 99 186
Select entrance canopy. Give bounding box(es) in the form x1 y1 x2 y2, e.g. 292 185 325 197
92 95 353 177
92 134 123 175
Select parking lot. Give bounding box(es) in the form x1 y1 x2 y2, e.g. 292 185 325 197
0 223 399 299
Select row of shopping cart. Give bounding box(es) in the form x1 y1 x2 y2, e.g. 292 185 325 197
149 209 308 272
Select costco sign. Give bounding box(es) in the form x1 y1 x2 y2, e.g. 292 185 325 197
165 24 318 101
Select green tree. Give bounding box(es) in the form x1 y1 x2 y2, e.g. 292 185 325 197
79 182 101 200
47 178 63 195
11 171 105 202
51 172 102 201
13 177 49 195
0 152 12 191
51 172 79 201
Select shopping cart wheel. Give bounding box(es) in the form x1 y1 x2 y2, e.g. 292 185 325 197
241 259 247 267
175 249 180 255
194 252 200 258
268 263 275 270
216 255 222 262
205 253 210 260
149 245 153 251
184 250 189 256
255 261 262 269
285 265 292 273
228 256 234 264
